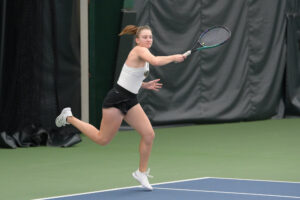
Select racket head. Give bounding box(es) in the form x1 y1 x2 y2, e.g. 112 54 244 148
193 26 231 51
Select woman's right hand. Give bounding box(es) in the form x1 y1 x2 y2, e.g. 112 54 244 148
173 54 186 63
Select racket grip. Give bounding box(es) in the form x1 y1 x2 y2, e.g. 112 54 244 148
183 50 191 57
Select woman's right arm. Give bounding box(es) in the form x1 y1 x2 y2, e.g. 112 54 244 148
135 46 185 66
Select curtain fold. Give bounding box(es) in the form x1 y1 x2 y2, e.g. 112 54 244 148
285 13 300 116
0 0 6 100
135 0 290 125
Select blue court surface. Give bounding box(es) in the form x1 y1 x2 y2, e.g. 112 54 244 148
34 177 300 200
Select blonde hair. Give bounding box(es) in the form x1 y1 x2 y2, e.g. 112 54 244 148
119 25 151 37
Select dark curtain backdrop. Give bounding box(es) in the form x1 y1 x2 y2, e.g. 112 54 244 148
0 0 6 96
129 0 300 126
286 13 300 116
0 0 81 148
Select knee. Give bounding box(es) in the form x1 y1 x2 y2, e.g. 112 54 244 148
97 139 110 146
95 135 111 146
143 130 155 145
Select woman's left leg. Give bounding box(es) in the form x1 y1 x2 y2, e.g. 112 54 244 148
124 104 155 190
124 104 155 172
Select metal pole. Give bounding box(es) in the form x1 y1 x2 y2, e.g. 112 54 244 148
80 0 89 122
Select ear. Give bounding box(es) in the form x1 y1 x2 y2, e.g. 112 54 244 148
135 37 139 45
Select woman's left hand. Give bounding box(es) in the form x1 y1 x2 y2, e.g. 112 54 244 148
143 79 163 91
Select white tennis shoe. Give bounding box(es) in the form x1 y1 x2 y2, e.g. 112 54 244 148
55 107 72 127
132 169 153 190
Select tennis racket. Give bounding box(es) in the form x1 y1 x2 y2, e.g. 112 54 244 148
183 25 231 57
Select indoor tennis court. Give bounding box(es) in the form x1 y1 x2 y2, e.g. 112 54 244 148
1 0 300 200
1 119 300 199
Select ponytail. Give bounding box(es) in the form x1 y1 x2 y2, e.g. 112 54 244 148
119 25 138 36
119 25 152 37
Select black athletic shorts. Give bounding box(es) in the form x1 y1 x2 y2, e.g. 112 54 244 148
102 84 138 115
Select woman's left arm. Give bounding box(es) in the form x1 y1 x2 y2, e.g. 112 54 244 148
141 79 163 91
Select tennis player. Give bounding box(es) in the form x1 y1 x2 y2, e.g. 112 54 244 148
55 25 185 190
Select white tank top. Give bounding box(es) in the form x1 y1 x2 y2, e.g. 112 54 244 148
117 62 149 94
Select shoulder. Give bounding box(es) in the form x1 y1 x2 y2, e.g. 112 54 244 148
133 46 149 54
128 46 154 64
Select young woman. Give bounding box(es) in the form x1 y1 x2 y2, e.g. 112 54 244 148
55 25 186 190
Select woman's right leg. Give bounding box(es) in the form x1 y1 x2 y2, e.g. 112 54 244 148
66 107 124 146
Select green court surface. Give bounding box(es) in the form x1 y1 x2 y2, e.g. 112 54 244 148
1 119 299 200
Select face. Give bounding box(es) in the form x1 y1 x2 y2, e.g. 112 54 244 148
136 29 153 48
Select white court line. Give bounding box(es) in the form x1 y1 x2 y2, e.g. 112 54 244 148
33 177 211 200
155 187 300 199
32 177 300 200
32 185 141 200
207 177 300 184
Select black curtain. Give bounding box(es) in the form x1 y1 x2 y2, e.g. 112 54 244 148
0 0 81 148
131 0 300 126
0 0 6 96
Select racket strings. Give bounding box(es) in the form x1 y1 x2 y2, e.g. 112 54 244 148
199 28 230 47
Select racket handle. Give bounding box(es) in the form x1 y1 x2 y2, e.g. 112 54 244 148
175 50 191 63
183 50 191 57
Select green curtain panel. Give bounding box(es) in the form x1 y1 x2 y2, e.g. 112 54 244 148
88 0 124 126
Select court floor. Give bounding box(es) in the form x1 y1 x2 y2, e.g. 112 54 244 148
34 177 300 200
2 119 299 200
